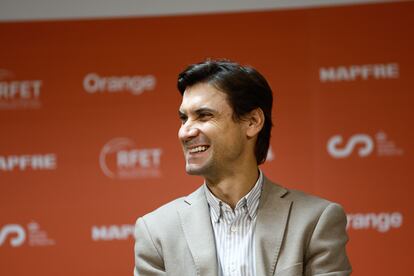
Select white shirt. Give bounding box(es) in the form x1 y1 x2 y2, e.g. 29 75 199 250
204 171 263 276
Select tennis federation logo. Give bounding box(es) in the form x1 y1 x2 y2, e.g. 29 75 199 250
99 137 162 179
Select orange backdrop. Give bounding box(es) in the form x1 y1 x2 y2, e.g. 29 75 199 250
0 2 413 275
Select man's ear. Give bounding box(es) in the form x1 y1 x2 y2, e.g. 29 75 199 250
245 108 265 138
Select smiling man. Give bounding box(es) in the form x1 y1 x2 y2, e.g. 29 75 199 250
134 60 351 276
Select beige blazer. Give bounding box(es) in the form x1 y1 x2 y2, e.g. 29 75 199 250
134 177 351 276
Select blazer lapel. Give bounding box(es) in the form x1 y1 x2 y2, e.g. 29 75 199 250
255 178 292 276
177 186 218 276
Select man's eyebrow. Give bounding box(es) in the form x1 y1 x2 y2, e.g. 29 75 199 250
194 107 217 114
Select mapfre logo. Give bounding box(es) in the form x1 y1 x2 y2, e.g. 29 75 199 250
91 224 135 241
0 69 43 109
0 153 57 172
99 138 162 179
83 73 156 95
319 63 399 82
347 212 403 233
327 132 403 158
0 222 55 248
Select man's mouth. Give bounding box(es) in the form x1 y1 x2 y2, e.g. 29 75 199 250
188 145 210 154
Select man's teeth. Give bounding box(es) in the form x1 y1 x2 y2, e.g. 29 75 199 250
189 146 208 153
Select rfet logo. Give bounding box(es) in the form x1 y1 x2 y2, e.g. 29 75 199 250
100 138 162 179
83 73 156 95
0 222 55 248
327 132 403 159
0 69 43 109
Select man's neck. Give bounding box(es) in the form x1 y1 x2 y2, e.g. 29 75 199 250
205 166 259 209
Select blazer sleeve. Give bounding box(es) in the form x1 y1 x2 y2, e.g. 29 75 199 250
134 217 166 276
304 203 352 276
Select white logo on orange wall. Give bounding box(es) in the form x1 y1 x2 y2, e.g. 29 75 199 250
319 63 399 82
0 69 43 110
0 224 26 247
83 73 156 95
347 212 403 233
91 224 135 241
327 132 403 158
0 154 57 172
0 222 55 247
327 134 374 158
266 145 274 161
100 138 162 179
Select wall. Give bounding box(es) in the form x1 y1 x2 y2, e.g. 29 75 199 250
0 1 412 275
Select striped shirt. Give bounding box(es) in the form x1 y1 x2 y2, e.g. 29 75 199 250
204 171 263 276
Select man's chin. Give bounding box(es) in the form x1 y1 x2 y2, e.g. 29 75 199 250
185 164 207 176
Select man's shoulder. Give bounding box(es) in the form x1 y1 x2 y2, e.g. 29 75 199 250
137 185 204 225
265 179 347 230
265 179 343 214
140 196 184 223
286 188 331 207
135 196 185 238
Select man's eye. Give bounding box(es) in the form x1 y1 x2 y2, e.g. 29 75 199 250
199 113 212 120
179 116 187 124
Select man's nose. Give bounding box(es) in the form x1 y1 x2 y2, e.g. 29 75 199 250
178 122 199 142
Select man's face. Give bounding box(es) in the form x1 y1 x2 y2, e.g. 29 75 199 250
178 83 248 178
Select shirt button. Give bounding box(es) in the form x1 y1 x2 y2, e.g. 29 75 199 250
230 225 237 232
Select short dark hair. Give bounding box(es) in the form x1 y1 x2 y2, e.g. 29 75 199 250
177 59 273 164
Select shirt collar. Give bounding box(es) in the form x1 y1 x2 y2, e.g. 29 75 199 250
204 170 264 223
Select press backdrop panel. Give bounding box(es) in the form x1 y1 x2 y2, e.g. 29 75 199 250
0 2 413 275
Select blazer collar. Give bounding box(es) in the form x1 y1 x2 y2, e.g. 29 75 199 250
177 176 292 276
255 176 291 276
177 186 218 276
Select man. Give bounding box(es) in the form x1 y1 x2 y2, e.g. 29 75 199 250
134 60 351 276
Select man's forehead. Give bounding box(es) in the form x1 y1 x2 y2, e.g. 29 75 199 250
179 83 227 112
